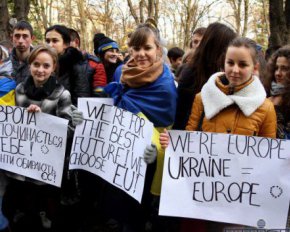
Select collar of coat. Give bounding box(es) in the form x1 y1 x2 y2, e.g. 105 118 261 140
201 72 266 119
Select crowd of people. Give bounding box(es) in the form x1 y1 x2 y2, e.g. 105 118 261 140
0 17 289 232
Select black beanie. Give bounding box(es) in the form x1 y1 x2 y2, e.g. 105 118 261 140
93 33 119 56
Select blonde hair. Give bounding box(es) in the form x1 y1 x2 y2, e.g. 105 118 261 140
28 44 58 67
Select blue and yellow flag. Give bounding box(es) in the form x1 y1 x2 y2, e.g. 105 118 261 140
0 77 16 106
105 64 177 128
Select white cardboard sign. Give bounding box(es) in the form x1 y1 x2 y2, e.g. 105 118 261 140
0 106 68 187
69 98 153 203
159 130 290 229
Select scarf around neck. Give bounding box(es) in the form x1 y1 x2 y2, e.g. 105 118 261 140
270 81 285 96
24 75 57 100
201 72 266 119
121 58 163 88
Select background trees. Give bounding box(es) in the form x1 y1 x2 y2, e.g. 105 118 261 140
0 0 30 43
0 0 287 52
268 0 290 47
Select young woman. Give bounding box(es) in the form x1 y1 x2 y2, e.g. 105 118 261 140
104 19 177 232
173 22 237 130
2 45 82 232
160 37 277 232
93 33 123 83
45 25 90 105
264 46 290 139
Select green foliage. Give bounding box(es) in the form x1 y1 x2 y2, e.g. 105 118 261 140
32 27 43 45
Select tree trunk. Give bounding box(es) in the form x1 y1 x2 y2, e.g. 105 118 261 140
127 0 139 24
77 0 87 51
285 0 290 44
242 0 249 36
140 0 144 23
268 0 289 47
13 0 30 21
154 0 159 23
148 0 154 19
0 0 9 42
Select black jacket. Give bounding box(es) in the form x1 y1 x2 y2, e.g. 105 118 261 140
58 47 90 105
10 47 31 84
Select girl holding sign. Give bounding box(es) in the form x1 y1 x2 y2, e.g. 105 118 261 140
160 37 277 231
3 44 83 232
104 18 177 232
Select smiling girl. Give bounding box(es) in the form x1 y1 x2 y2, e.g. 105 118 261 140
160 37 277 231
2 45 83 232
104 19 177 232
185 37 276 137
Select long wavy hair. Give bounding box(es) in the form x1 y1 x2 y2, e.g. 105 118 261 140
265 46 290 119
179 22 237 93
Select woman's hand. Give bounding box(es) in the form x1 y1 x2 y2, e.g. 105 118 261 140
71 105 84 126
160 128 169 149
27 104 41 113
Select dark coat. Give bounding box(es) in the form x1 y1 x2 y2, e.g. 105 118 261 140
10 47 31 84
57 47 90 105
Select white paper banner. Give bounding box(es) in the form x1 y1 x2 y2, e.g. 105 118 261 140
159 130 290 229
0 106 68 187
69 98 153 203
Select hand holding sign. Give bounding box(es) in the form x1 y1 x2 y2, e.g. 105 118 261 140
143 143 157 164
69 98 153 202
159 129 169 149
27 104 41 112
71 105 84 126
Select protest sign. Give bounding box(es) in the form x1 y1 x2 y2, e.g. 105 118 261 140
0 106 68 187
159 130 290 229
69 98 153 202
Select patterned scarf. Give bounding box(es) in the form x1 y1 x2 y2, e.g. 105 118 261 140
270 81 285 96
121 58 163 88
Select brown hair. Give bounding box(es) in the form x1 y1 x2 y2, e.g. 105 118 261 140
28 44 58 68
128 18 161 48
264 46 290 95
227 37 258 65
180 22 237 93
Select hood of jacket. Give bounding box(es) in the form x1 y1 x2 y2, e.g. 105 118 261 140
201 72 266 119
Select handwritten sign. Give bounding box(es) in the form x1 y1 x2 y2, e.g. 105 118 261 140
69 98 153 202
159 130 290 229
0 106 68 187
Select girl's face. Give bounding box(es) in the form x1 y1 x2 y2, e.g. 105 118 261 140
225 46 258 86
45 30 67 55
104 48 119 64
275 56 290 84
131 34 161 69
30 52 55 87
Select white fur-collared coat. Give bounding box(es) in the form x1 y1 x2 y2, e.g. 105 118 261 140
186 72 277 138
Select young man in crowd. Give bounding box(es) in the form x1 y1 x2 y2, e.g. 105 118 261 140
189 27 206 51
10 20 34 84
167 47 184 76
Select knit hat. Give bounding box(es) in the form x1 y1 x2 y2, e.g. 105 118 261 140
93 33 119 56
